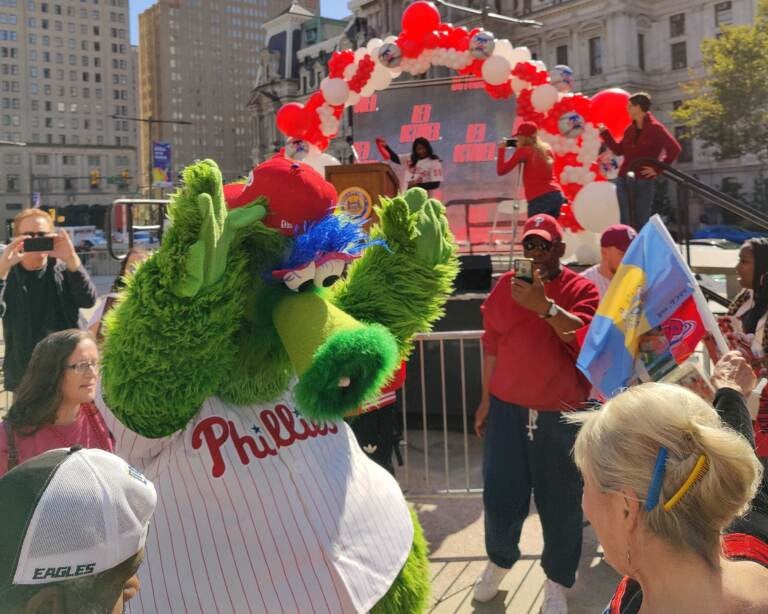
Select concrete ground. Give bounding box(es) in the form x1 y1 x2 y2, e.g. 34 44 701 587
400 430 620 613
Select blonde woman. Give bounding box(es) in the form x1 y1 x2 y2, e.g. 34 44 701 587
497 121 565 218
571 355 768 613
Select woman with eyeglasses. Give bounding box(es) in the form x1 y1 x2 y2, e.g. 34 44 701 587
0 329 113 477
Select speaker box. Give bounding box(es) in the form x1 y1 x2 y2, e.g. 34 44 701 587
454 254 492 294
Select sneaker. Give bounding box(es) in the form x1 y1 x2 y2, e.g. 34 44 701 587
473 561 509 602
540 579 568 614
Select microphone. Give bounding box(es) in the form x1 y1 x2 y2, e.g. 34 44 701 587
346 136 359 163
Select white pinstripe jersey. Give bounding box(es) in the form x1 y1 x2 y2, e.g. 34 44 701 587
96 386 413 614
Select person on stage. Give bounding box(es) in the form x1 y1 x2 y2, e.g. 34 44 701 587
376 136 443 194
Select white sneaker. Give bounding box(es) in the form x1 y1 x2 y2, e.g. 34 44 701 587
540 579 568 614
473 561 509 602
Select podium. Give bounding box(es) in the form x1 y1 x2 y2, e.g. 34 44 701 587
325 163 399 229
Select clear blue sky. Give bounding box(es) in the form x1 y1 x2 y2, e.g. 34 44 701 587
129 0 351 45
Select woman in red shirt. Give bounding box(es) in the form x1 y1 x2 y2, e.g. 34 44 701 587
0 329 113 476
496 121 565 218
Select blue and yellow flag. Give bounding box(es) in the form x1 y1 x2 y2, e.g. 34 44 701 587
577 216 708 397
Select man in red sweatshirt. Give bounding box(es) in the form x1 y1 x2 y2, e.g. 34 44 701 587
599 92 681 229
473 214 599 612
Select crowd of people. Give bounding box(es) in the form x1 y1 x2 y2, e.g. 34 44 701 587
0 92 763 613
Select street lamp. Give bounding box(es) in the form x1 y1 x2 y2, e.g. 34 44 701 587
111 115 193 197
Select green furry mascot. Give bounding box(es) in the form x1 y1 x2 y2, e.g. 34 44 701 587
97 156 457 613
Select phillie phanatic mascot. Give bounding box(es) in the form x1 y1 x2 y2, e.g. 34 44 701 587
97 156 458 613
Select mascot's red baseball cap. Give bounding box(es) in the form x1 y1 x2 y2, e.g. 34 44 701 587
223 155 337 236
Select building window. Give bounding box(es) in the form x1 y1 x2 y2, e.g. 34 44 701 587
64 176 76 191
637 33 645 71
556 44 568 66
62 154 75 165
715 1 732 27
6 173 19 192
671 41 687 70
589 36 602 76
670 13 685 37
35 154 49 164
674 126 692 163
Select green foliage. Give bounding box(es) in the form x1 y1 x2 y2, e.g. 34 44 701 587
333 188 459 359
673 5 768 161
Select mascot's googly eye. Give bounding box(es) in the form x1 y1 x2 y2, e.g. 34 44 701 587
282 261 316 292
314 257 348 288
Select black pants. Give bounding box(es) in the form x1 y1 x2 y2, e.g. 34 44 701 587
349 402 397 475
482 396 583 587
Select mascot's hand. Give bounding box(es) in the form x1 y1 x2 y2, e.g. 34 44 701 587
172 161 267 297
401 187 453 267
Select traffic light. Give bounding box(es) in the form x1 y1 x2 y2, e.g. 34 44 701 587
89 168 101 189
118 169 131 188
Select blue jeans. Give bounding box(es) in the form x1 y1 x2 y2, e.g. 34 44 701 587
527 190 565 219
615 176 655 228
482 396 583 587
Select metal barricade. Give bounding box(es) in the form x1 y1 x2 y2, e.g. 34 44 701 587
399 330 485 497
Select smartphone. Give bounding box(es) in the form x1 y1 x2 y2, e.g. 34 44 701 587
513 258 534 283
23 236 54 252
505 137 518 148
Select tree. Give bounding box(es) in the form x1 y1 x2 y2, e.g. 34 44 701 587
673 0 768 162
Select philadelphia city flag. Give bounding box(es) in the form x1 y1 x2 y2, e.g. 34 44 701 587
577 215 724 398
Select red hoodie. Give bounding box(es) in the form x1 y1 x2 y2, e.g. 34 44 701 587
481 267 599 411
602 112 682 176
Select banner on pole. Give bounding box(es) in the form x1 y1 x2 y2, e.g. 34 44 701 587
152 142 172 188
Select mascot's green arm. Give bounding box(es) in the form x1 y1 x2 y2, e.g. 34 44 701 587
333 187 459 359
100 160 278 438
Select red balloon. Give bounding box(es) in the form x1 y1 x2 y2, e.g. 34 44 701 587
424 30 440 49
402 1 441 38
588 88 630 141
276 103 310 138
449 26 469 50
399 35 425 58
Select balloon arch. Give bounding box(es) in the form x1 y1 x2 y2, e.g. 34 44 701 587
275 1 632 260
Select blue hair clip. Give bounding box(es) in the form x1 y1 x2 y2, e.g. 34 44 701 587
645 447 668 511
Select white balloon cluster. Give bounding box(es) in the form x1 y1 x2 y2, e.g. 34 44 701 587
539 131 581 155
316 103 340 137
287 143 341 175
560 165 595 186
578 124 602 165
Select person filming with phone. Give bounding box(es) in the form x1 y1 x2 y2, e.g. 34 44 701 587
473 213 599 610
0 209 96 393
497 121 566 218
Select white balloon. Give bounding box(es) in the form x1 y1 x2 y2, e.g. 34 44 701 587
481 55 511 85
320 77 349 106
510 76 530 95
367 38 384 52
572 181 621 233
385 35 397 44
369 65 392 90
354 47 368 60
562 229 578 261
531 84 559 112
493 39 514 63
303 152 341 175
532 60 547 72
360 82 376 98
508 46 532 67
343 62 358 80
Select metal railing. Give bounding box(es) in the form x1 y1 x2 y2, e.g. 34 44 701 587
398 330 485 497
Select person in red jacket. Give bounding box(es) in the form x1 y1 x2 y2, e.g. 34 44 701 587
497 121 565 218
599 92 682 229
472 214 599 609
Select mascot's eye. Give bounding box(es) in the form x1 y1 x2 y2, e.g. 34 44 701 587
314 257 347 288
283 261 316 292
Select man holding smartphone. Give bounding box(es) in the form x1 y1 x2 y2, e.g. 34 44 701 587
474 214 599 612
0 209 96 392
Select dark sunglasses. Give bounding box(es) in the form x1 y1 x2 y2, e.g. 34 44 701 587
25 231 50 238
523 238 557 252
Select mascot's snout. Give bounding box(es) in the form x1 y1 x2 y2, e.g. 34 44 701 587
273 291 399 421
